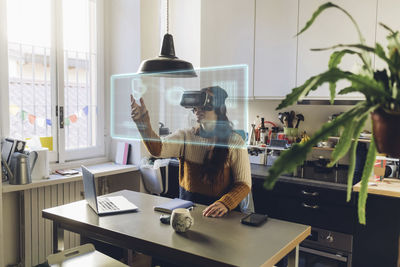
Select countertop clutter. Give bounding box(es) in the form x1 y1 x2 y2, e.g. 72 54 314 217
353 178 400 198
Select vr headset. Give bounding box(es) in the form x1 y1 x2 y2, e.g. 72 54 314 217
180 90 213 111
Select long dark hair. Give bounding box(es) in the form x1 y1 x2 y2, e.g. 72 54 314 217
201 87 233 183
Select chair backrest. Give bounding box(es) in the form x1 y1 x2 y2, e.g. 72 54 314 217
47 243 128 267
140 159 170 195
47 243 95 264
140 166 164 195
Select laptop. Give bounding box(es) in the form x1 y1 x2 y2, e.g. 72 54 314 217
81 165 138 216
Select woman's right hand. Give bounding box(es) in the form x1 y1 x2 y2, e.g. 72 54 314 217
130 95 148 122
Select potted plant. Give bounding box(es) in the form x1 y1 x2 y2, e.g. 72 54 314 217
265 2 400 224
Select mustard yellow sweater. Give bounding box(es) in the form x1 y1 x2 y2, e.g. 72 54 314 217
136 112 251 210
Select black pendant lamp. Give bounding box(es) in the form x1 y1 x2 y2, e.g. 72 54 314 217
137 0 197 77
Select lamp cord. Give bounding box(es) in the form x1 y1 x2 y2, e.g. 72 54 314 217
166 0 169 33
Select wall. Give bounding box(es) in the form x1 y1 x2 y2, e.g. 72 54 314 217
2 192 20 266
169 0 201 68
0 0 8 264
104 0 155 165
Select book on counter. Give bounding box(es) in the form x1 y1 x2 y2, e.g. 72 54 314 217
154 198 194 213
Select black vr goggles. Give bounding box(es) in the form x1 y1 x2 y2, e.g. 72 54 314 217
179 90 213 111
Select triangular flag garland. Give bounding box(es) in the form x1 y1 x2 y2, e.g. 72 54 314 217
10 105 90 126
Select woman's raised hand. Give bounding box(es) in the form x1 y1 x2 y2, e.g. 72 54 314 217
130 95 148 121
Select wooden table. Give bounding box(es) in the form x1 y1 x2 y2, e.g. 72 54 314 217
42 190 310 267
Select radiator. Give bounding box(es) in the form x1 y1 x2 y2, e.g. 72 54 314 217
21 181 84 267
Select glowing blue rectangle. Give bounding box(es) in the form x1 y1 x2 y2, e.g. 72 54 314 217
110 65 249 148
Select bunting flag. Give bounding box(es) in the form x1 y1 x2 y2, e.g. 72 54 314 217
28 114 36 124
21 111 27 120
78 109 84 118
69 114 78 123
12 105 90 126
36 117 45 127
9 105 20 116
83 105 89 116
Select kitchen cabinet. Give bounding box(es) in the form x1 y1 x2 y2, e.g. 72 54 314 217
200 0 254 98
297 0 377 100
172 0 387 100
252 177 355 234
352 194 400 267
253 0 298 99
375 0 400 70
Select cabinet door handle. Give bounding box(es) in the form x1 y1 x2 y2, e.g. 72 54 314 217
302 202 319 209
301 190 319 196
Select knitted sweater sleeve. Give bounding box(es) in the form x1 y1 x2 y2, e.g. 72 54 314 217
135 111 185 158
217 136 252 211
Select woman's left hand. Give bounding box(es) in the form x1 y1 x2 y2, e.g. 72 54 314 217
202 201 228 218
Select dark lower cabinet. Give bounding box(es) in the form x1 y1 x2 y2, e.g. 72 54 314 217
352 194 400 267
252 178 355 234
252 177 400 267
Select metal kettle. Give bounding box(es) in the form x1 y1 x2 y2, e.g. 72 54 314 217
9 151 38 185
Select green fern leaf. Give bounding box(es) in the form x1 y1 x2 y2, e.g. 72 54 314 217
358 136 377 224
328 120 354 167
346 114 368 201
277 68 350 110
266 103 370 189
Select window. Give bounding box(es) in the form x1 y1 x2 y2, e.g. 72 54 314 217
3 0 104 162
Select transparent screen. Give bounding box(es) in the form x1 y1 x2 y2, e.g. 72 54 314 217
110 65 249 148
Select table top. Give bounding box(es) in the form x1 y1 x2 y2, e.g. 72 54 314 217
353 178 400 198
42 190 310 267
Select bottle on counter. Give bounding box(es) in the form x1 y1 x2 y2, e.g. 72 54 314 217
249 123 256 145
259 118 268 144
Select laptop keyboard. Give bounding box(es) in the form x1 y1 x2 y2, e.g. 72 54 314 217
98 198 120 211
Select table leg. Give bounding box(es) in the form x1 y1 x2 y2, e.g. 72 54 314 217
52 222 64 253
287 245 299 267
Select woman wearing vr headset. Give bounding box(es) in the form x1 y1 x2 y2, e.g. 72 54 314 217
131 86 251 218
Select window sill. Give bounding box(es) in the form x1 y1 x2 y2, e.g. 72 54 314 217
2 162 138 193
49 156 110 172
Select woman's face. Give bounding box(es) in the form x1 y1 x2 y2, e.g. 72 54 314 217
193 107 217 123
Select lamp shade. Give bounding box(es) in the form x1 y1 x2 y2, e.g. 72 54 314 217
137 34 197 77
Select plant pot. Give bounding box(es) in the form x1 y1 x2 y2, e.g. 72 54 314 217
371 108 400 158
283 127 299 137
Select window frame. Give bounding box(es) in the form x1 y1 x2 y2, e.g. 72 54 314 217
0 0 105 164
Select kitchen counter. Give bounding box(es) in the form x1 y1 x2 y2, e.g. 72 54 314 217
251 164 347 191
353 178 400 198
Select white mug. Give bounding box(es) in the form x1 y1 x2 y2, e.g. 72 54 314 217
171 208 194 233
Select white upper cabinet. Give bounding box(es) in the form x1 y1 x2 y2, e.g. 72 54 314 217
375 0 400 71
200 0 255 98
254 0 298 99
297 0 377 99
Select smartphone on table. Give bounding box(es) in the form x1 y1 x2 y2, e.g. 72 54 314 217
241 213 268 226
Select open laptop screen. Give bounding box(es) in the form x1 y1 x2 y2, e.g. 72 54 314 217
81 165 99 212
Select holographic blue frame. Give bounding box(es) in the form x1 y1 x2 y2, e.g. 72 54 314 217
110 65 249 148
